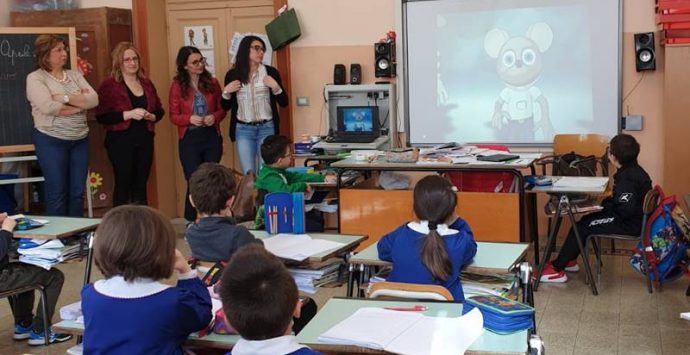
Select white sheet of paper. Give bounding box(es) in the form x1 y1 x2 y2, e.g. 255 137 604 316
386 308 484 355
262 234 344 261
318 307 424 349
553 176 608 188
317 307 484 355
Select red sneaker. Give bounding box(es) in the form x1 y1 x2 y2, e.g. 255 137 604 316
540 262 568 283
564 260 580 272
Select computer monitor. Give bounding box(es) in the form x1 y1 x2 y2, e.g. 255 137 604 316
336 106 379 142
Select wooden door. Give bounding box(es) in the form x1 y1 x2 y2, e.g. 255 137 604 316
166 3 274 217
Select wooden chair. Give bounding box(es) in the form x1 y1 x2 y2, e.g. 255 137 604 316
535 134 613 255
585 188 660 293
0 285 50 345
367 281 454 301
535 134 610 177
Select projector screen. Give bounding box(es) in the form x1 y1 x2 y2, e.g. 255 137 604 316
404 0 621 145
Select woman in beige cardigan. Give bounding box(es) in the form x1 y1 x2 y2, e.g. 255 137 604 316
26 35 98 216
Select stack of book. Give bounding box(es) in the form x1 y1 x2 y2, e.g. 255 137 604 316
461 272 517 298
288 259 343 294
17 239 65 270
462 295 534 334
17 236 85 270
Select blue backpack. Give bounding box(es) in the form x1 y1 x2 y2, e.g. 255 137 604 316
630 186 690 286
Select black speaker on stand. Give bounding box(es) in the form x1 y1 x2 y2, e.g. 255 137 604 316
350 63 362 85
333 64 346 85
634 32 656 72
374 42 396 78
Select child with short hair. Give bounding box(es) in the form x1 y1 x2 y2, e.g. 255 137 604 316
82 205 212 354
255 135 334 232
0 213 71 345
255 135 331 192
540 133 652 282
377 175 477 301
186 162 260 262
219 244 322 355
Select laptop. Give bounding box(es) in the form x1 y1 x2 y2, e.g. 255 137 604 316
331 106 380 143
476 153 520 162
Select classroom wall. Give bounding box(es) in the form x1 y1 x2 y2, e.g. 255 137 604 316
288 0 396 139
288 0 665 186
0 0 132 27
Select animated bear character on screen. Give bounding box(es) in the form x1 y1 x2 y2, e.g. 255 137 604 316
484 22 555 143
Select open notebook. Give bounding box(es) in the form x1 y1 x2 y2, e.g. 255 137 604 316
317 307 484 355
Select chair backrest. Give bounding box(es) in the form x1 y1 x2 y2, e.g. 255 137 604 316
549 134 610 177
368 281 454 301
639 188 662 238
553 134 609 157
230 170 257 223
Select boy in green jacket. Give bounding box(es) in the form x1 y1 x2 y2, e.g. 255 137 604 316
255 135 335 192
255 135 335 231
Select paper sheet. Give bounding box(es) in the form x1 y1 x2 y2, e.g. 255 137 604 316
552 177 608 188
317 307 484 355
262 234 344 261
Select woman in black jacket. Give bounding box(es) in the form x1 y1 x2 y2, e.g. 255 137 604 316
221 35 288 174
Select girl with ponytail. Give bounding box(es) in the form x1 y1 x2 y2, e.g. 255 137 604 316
377 175 477 301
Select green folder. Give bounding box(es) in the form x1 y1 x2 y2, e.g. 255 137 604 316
265 8 301 50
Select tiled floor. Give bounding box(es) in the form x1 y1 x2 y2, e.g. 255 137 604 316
1 226 689 354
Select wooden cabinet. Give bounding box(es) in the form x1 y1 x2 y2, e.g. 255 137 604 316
11 7 133 213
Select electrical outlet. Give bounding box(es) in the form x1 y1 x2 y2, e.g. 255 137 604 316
622 115 643 131
296 97 310 106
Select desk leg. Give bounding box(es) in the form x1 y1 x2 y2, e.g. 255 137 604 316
355 264 369 298
528 193 540 265
336 169 343 233
534 199 564 291
347 262 355 297
565 206 598 295
83 232 95 286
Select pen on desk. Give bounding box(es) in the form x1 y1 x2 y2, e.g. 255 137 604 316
383 305 428 312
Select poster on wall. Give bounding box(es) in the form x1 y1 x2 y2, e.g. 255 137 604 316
229 32 273 66
183 25 214 49
200 49 216 77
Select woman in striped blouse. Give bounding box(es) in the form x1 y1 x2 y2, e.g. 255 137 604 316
221 35 288 174
26 35 98 217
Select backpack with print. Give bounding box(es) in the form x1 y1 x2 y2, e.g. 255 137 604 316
629 185 690 286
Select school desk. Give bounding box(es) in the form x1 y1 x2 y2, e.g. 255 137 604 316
52 298 537 354
13 215 101 284
51 320 245 350
330 156 538 255
249 230 367 263
295 297 532 355
347 241 532 305
530 176 610 296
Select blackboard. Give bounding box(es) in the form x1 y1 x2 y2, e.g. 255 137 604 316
0 27 76 152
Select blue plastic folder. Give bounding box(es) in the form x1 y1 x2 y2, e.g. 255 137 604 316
462 295 534 334
264 192 305 234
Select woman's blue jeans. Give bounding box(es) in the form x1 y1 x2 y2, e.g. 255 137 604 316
32 130 89 217
235 120 274 174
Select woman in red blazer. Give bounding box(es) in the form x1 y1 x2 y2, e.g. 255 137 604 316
169 46 226 221
96 42 164 206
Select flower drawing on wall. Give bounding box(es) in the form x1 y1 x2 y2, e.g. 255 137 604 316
88 172 103 193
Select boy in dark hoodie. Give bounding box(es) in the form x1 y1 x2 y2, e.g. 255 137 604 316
185 162 260 262
0 213 71 345
540 134 652 282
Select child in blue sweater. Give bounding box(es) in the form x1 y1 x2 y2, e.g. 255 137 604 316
220 244 322 355
378 175 477 301
82 206 212 354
